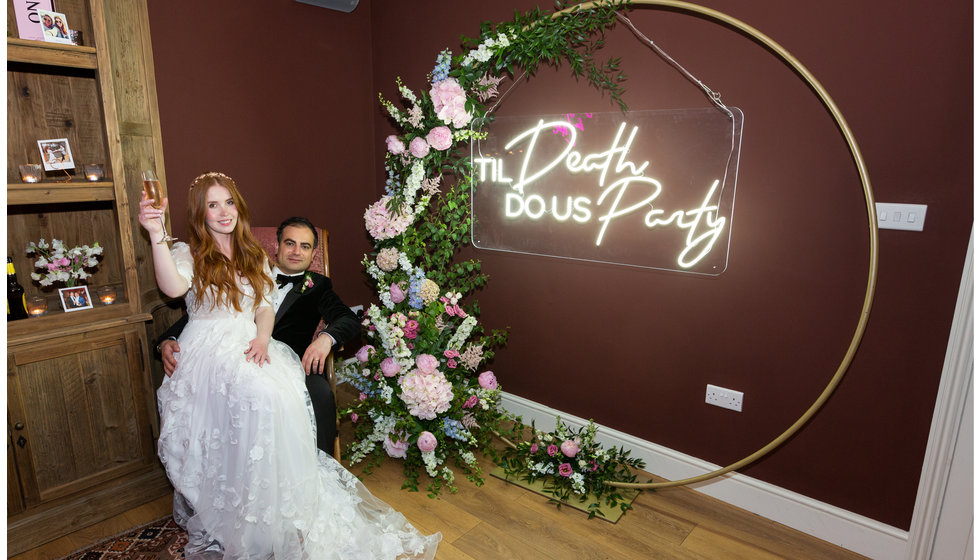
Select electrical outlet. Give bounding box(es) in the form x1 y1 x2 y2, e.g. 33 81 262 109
705 384 743 412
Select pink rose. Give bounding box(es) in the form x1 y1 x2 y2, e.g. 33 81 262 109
415 353 439 374
417 431 438 452
385 135 405 155
478 371 497 390
447 359 457 369
350 413 359 423
383 435 410 459
355 345 374 363
443 349 459 359
529 443 539 453
547 444 558 457
359 392 367 401
426 126 453 151
453 304 467 318
390 283 406 303
558 463 573 477
463 395 479 409
409 137 430 158
560 440 580 458
380 357 401 377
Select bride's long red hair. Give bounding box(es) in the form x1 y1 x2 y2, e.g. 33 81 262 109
186 172 272 312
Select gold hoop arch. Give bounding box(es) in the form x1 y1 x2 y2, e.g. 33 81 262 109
548 0 880 489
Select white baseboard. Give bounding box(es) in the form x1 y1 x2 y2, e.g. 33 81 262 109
500 392 909 560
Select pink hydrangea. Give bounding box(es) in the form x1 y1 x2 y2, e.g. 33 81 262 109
417 431 438 453
376 247 399 272
409 137 430 158
399 369 453 420
415 353 439 374
560 439 580 458
385 135 405 155
478 371 497 390
430 78 472 128
426 126 453 151
364 196 413 240
380 357 401 377
390 282 406 303
383 434 410 458
355 345 374 363
558 463 573 477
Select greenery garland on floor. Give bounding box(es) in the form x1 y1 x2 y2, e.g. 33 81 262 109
338 0 641 502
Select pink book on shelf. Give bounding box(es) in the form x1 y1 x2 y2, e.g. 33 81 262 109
13 0 55 41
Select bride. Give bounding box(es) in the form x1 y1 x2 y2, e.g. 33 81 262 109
138 171 440 559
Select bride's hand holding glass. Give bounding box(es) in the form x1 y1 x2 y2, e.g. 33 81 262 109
137 191 171 242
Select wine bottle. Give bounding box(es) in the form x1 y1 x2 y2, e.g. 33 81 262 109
8 257 29 320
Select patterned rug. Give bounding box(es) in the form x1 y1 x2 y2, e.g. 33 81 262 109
57 516 186 559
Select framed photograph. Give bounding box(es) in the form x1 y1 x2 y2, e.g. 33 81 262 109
38 9 73 45
59 286 93 312
37 138 75 171
13 0 55 41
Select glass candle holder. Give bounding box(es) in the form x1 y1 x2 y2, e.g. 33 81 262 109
69 30 83 46
84 163 105 182
27 296 48 317
19 164 43 183
97 285 117 305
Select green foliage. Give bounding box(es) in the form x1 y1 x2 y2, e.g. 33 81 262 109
344 0 632 497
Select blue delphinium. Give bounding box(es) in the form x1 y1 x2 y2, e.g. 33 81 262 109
432 49 451 83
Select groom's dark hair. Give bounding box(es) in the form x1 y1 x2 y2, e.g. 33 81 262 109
276 216 319 247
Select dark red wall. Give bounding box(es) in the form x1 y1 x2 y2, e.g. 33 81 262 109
147 0 379 307
149 0 973 530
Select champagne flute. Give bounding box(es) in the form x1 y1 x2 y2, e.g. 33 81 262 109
142 170 176 243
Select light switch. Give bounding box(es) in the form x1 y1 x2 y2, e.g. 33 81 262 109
875 202 927 231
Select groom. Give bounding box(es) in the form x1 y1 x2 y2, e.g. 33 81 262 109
156 216 360 454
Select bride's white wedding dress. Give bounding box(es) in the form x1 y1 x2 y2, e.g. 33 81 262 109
158 243 439 559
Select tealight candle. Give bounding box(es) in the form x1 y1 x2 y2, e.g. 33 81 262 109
84 163 105 182
97 285 116 305
19 164 43 183
27 296 48 316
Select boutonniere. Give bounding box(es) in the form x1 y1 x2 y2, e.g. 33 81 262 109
300 271 315 293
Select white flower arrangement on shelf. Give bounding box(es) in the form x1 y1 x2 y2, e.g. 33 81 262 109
26 238 103 287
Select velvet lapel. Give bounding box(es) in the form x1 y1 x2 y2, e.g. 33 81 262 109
275 274 320 322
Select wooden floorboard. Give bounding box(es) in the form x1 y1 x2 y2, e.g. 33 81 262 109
9 453 870 560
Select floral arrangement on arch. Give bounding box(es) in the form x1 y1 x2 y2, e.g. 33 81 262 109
338 0 632 496
498 418 646 519
26 238 103 287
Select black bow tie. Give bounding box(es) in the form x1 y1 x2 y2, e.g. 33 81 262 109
276 274 303 288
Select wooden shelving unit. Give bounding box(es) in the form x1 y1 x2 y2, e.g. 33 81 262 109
5 1 173 555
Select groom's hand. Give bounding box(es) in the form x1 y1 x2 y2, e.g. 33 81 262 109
302 333 336 375
160 339 181 377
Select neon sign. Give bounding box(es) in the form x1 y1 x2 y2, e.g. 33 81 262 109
470 108 742 275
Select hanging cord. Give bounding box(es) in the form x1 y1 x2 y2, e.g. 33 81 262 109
616 11 732 118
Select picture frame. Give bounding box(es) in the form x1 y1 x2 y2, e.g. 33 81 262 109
37 138 75 171
13 0 55 41
37 9 73 45
59 286 93 312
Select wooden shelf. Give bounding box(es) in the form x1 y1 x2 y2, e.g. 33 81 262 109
7 304 152 347
7 38 98 69
7 181 116 204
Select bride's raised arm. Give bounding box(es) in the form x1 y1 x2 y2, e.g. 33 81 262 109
137 193 189 298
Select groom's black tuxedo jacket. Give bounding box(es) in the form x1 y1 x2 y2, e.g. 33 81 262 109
158 271 360 359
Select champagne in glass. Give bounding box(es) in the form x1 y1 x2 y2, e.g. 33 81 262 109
142 170 175 243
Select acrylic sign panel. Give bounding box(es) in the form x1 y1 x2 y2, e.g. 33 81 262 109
470 108 742 275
